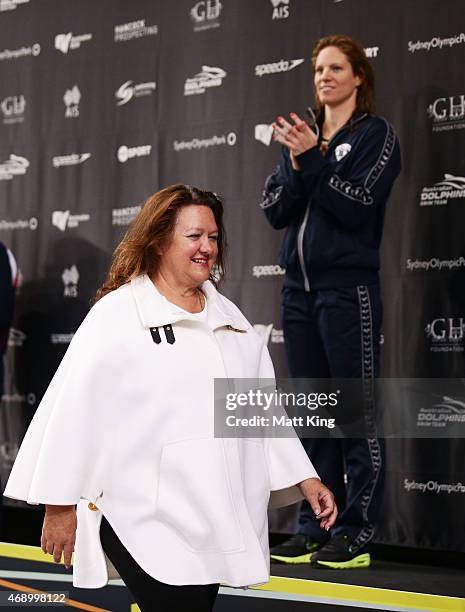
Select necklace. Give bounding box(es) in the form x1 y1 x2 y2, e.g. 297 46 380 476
320 137 329 155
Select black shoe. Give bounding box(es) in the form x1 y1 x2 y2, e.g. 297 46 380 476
310 534 371 569
270 534 323 564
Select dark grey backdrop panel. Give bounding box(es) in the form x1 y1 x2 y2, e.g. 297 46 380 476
1 0 464 550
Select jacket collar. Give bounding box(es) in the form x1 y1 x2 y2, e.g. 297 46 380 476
130 274 248 332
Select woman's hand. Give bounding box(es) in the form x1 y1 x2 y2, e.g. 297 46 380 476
41 505 77 569
272 112 318 167
298 477 337 532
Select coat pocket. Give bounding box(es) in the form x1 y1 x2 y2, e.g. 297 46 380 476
156 438 245 554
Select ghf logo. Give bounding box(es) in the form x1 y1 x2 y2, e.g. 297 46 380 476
427 94 465 131
270 0 290 20
425 317 465 352
62 265 79 297
1 95 26 124
190 0 222 30
64 85 81 118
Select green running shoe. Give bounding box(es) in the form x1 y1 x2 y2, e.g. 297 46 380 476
270 534 324 564
310 534 371 569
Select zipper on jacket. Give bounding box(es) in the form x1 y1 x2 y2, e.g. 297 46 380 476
294 112 368 294
297 203 311 292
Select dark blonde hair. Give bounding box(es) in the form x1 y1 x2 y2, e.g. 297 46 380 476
95 184 227 302
312 35 375 117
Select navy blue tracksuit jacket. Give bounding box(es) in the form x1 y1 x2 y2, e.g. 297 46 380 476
261 112 401 551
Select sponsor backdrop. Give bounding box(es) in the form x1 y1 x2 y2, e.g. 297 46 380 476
1 0 465 552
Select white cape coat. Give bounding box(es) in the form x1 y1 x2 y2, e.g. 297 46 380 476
4 275 318 588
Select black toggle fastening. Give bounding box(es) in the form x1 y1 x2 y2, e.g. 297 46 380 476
150 327 161 344
163 324 175 344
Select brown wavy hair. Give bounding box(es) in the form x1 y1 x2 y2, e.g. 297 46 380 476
94 184 227 302
311 35 375 117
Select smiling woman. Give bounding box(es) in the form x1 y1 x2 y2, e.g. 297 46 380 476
4 184 337 612
261 35 401 569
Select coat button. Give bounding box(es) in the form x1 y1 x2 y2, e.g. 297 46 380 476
88 502 98 511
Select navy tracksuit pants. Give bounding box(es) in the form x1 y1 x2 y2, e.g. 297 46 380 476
282 284 385 553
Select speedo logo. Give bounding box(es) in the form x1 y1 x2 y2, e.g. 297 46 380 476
254 58 304 77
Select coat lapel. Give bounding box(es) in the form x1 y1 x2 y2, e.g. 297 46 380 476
130 274 248 333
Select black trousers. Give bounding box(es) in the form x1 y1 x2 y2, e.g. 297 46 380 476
282 285 385 552
100 516 220 612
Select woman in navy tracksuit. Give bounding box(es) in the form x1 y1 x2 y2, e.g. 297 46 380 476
262 35 401 568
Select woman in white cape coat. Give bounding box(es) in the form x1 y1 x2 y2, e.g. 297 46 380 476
4 184 337 611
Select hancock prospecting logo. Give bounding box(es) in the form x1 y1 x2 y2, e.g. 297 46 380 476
255 124 274 146
8 328 26 348
417 395 465 428
63 85 81 118
0 154 29 181
184 66 226 96
114 19 158 42
52 153 91 168
117 145 152 163
52 210 90 231
1 95 26 124
112 205 142 226
270 0 290 20
254 58 304 77
115 80 156 106
55 32 92 54
0 0 30 12
420 174 465 206
0 42 40 61
427 94 465 132
62 265 79 297
425 317 465 353
253 323 284 345
190 0 222 31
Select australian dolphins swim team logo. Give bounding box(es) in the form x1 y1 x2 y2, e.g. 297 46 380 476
420 174 465 206
184 66 226 95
